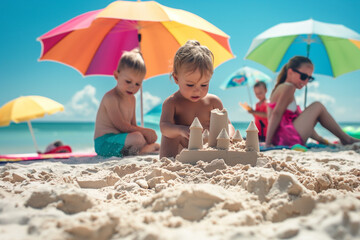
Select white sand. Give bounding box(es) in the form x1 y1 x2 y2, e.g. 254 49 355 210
1 144 360 240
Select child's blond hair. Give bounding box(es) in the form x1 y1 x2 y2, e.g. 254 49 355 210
117 48 146 75
173 40 214 78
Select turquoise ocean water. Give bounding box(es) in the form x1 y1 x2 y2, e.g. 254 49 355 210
0 121 359 154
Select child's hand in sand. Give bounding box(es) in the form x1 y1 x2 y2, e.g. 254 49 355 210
141 128 158 144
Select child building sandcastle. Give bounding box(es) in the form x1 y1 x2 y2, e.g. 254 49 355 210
175 108 260 166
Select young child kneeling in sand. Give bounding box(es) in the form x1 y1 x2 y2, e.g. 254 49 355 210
94 49 160 157
160 40 235 158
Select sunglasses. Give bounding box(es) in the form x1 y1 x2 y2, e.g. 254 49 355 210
291 68 315 82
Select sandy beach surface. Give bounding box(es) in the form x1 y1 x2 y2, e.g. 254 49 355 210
1 144 360 240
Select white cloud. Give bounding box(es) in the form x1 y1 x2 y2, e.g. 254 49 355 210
307 81 320 89
135 91 161 114
333 106 347 115
61 85 100 120
306 92 336 104
55 88 160 122
295 82 336 108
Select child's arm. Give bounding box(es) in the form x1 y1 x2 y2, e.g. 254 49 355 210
131 107 157 144
240 102 266 118
247 101 267 118
248 109 267 118
239 102 252 111
160 99 190 139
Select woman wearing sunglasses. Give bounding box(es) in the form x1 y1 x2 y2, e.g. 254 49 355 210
265 56 359 147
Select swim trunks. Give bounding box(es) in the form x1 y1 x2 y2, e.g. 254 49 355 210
268 103 304 147
94 133 128 157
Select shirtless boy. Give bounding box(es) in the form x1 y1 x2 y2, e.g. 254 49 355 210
160 40 235 158
94 49 159 157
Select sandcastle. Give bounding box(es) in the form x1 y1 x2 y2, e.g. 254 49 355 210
176 108 259 166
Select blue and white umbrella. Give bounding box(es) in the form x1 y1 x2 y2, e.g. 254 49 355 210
220 66 272 106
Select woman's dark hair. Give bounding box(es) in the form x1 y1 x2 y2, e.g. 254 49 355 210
272 56 313 94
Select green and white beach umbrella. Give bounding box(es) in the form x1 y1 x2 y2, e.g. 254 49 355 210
245 19 360 78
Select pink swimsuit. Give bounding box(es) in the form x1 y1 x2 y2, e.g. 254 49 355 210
268 102 304 146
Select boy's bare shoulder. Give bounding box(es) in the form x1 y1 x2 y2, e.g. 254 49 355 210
102 89 116 101
204 93 223 107
163 92 180 106
205 93 221 101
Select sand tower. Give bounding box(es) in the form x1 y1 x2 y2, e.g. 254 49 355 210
216 128 230 149
188 117 203 150
202 129 209 144
246 121 259 152
233 130 243 142
208 108 229 147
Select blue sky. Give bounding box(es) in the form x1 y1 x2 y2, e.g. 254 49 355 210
1 0 360 123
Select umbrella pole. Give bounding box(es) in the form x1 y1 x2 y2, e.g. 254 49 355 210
246 84 253 107
304 40 310 109
27 120 40 153
140 86 144 127
138 33 144 127
304 86 307 109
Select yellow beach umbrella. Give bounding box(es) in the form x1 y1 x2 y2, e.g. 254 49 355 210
0 96 64 152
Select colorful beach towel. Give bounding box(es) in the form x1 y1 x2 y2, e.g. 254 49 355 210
260 143 337 152
0 152 97 163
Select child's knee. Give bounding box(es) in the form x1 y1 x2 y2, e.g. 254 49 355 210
127 132 146 147
134 132 147 146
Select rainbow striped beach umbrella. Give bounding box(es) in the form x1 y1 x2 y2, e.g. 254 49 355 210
245 19 360 78
37 1 234 79
37 1 234 126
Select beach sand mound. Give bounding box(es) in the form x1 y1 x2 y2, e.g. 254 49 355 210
0 144 359 239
